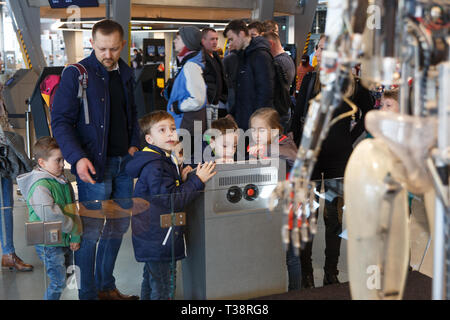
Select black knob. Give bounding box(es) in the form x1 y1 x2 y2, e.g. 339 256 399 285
227 186 242 203
243 184 259 201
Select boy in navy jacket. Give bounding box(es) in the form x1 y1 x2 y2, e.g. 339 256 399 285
126 111 216 300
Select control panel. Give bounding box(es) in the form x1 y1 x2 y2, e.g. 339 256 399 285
206 161 285 215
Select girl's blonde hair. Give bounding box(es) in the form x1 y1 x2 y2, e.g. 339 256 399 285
249 108 283 132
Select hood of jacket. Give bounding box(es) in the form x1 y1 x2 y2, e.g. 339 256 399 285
126 145 173 179
244 36 272 57
17 168 68 199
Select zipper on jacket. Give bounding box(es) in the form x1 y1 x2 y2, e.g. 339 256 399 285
101 74 107 159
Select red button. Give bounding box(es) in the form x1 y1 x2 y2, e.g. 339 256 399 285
247 189 255 196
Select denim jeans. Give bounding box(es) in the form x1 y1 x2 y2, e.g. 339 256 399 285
74 155 133 300
286 241 302 291
35 246 67 300
0 177 14 255
141 261 173 300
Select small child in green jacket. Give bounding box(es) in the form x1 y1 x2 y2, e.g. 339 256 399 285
17 137 81 300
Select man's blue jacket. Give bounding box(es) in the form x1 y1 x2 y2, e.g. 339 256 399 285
51 51 140 182
233 36 275 131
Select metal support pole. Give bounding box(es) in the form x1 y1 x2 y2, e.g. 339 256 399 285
293 0 319 67
432 61 450 300
252 0 274 21
111 0 131 64
106 0 111 20
433 198 445 300
25 99 31 158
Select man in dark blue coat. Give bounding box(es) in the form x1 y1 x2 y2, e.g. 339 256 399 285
51 19 140 300
223 19 275 130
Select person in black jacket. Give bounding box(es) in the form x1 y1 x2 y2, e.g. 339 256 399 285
289 35 375 288
223 19 275 131
263 31 296 133
201 27 228 127
222 44 239 119
132 48 143 69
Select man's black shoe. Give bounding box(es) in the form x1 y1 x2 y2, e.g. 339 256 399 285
301 273 315 289
323 270 340 286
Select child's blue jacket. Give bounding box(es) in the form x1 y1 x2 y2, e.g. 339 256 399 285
125 144 204 262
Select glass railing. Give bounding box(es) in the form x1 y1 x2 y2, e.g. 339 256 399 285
1 163 353 300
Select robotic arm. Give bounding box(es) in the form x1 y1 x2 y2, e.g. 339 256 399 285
270 0 366 254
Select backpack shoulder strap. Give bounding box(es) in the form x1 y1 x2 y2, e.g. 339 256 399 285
71 63 88 87
61 63 90 125
62 63 88 89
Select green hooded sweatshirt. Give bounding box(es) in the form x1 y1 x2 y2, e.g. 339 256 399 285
16 168 81 247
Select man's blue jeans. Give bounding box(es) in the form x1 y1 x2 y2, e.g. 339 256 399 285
35 246 67 300
74 155 133 300
141 261 173 300
0 177 15 255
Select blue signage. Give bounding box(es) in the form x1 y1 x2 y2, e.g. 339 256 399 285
48 0 99 8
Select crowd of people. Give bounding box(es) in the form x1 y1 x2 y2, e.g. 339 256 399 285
0 17 401 300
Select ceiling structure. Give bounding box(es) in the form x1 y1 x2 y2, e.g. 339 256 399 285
32 0 302 21
30 0 309 33
56 18 231 33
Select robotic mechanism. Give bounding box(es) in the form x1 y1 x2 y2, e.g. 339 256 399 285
270 0 449 299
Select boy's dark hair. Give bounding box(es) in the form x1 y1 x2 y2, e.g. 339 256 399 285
263 20 278 33
201 27 217 38
139 110 175 135
249 107 283 132
33 136 60 161
224 19 249 38
247 21 265 34
92 19 124 40
211 117 238 135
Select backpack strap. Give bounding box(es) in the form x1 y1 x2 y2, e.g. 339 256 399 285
62 63 90 125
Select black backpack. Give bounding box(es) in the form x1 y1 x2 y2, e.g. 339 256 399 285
273 60 293 117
